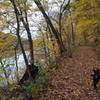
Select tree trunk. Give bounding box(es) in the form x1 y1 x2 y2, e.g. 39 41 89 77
14 45 19 82
20 5 34 65
34 0 66 54
83 33 88 46
10 0 38 83
10 0 28 67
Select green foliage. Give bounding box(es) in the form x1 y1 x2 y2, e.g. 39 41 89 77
49 64 59 71
0 32 16 58
67 45 75 57
11 96 24 100
24 65 49 95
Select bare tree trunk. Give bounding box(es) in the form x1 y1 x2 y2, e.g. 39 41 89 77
14 44 19 82
69 10 75 47
71 22 75 46
59 0 66 46
21 18 34 65
19 1 34 65
10 0 28 67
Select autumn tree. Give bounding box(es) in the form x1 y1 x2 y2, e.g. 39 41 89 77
72 0 100 45
33 0 68 55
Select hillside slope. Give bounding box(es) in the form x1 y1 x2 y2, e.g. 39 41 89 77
37 46 100 100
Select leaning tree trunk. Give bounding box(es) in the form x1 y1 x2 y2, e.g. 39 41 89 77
34 0 66 54
19 1 39 82
10 0 38 84
20 2 34 65
10 0 28 67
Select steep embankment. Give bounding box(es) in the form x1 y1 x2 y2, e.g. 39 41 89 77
37 46 100 100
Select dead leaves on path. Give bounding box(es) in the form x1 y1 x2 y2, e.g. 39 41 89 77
37 46 100 100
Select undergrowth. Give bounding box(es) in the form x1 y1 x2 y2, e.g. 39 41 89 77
24 65 49 96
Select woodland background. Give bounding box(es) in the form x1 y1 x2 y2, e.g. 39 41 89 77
0 0 100 99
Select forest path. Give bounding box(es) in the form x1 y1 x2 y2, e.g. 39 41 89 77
37 46 100 100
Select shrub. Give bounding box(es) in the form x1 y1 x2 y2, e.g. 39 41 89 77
24 65 49 95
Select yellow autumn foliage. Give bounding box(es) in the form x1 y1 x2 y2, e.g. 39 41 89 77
0 32 16 58
76 19 99 34
72 0 100 45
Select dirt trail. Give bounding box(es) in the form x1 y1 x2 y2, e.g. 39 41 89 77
37 46 100 100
